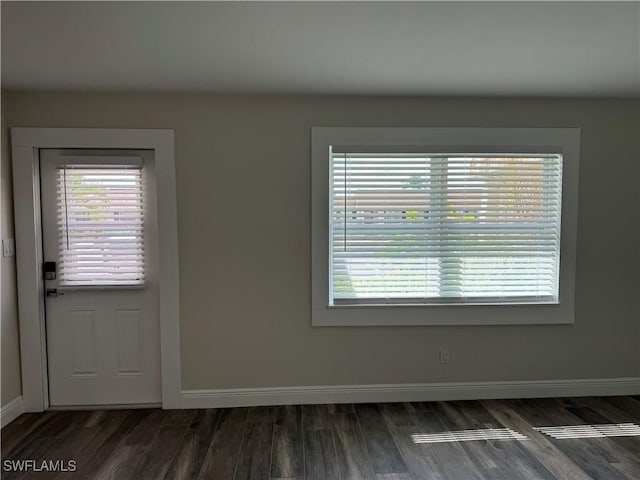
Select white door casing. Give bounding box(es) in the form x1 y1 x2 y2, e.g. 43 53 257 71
40 149 161 406
11 128 180 411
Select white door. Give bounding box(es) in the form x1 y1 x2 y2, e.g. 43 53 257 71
40 149 161 407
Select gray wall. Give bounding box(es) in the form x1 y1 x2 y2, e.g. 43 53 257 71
1 96 22 406
3 91 639 392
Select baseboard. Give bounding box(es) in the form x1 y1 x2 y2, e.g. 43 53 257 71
181 377 640 409
1 396 25 428
47 403 162 411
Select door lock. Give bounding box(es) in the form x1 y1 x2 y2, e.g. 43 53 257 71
44 261 57 280
46 288 64 298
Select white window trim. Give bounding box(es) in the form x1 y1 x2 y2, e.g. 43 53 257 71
11 128 181 410
312 127 580 326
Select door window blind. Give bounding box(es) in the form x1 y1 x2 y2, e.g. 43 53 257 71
56 165 145 286
330 153 563 305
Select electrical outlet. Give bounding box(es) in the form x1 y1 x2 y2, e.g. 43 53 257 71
2 238 15 257
439 349 450 365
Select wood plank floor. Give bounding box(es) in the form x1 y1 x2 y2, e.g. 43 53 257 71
2 396 639 479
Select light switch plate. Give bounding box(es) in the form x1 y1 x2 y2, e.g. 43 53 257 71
2 238 15 257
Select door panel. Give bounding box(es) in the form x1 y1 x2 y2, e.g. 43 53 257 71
70 310 97 375
115 309 143 374
40 149 161 406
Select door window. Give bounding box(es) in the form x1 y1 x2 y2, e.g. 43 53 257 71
56 165 145 286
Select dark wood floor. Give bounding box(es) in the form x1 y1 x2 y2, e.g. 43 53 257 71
2 396 639 480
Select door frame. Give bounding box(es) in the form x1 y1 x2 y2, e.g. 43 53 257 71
11 128 181 411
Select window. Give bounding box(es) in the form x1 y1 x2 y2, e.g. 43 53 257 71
312 128 579 326
57 165 145 286
331 152 562 306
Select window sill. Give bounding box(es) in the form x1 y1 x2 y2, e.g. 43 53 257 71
313 302 574 326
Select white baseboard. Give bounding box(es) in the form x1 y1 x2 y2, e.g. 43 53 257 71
181 377 640 409
47 403 162 411
1 396 25 428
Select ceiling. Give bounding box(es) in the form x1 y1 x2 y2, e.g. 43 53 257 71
2 1 639 97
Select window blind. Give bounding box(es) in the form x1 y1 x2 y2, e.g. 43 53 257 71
56 165 145 286
330 153 563 305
